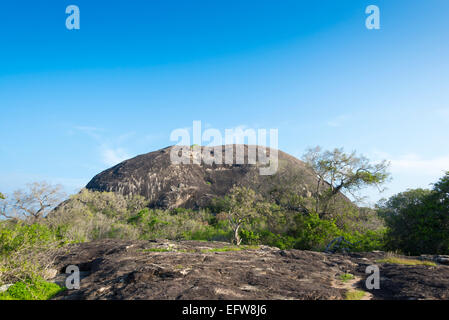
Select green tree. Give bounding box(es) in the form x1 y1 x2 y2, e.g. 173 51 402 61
219 186 268 245
302 146 390 217
432 172 449 208
380 172 449 255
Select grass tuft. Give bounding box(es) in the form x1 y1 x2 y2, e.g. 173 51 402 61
345 289 366 300
339 273 355 282
376 256 436 266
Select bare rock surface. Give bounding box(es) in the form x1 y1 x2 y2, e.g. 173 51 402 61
50 240 449 300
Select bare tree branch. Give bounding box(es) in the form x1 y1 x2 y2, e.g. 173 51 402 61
1 182 66 222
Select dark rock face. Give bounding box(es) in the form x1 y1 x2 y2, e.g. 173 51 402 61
50 240 449 300
86 145 327 209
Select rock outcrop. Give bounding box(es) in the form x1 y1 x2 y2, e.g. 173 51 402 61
86 145 349 209
50 240 449 300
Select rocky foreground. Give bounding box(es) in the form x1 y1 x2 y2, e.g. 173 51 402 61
49 239 449 300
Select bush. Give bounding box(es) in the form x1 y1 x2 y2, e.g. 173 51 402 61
239 230 261 245
0 222 66 289
0 223 59 256
258 231 296 250
0 276 64 300
127 208 222 241
293 213 342 251
45 189 145 242
220 205 386 251
185 227 231 242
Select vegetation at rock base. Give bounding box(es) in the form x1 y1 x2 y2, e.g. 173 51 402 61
201 245 260 253
0 276 64 300
0 221 69 300
376 255 437 267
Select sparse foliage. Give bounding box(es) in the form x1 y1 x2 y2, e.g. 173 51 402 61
46 188 148 242
302 146 390 217
0 182 66 222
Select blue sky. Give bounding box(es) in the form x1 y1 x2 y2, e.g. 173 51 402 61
1 0 448 205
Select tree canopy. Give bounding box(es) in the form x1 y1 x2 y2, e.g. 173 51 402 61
379 172 449 255
302 146 390 217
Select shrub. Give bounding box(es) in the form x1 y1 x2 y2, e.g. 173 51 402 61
185 227 231 242
240 230 261 245
0 222 66 289
127 208 221 241
0 276 64 300
46 189 145 242
0 223 59 256
293 213 342 251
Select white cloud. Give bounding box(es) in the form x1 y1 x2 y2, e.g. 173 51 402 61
372 151 449 177
366 150 449 203
73 125 133 167
390 154 449 176
101 147 130 167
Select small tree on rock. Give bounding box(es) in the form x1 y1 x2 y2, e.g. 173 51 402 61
219 186 267 246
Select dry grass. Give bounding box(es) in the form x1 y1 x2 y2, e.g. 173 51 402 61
201 245 260 253
376 253 436 266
